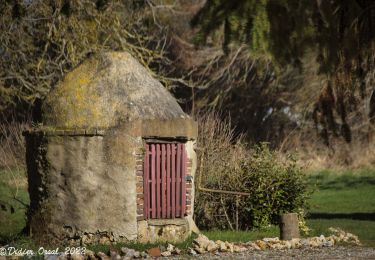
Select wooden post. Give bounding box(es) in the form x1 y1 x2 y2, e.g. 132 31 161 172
279 213 299 240
235 195 239 231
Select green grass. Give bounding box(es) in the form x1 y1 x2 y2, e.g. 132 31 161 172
306 168 375 247
0 167 374 250
0 169 29 243
307 219 375 246
3 233 197 255
203 227 279 243
309 186 375 213
86 234 197 254
203 168 375 247
308 168 375 213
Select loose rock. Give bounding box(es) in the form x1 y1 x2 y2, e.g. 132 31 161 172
167 244 175 252
290 238 301 249
96 252 109 260
84 249 96 259
207 241 219 252
194 234 211 249
194 246 206 254
161 251 172 257
225 241 234 253
189 248 197 256
133 251 141 258
233 245 247 252
140 252 149 258
147 247 161 257
110 249 121 259
256 240 268 250
216 240 227 252
120 248 136 258
174 248 181 255
70 254 84 260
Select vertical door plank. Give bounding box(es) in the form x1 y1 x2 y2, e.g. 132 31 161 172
171 144 176 218
181 145 187 216
176 144 181 217
166 144 171 218
161 144 167 218
156 144 161 218
151 144 156 218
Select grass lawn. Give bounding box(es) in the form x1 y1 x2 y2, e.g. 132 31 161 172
0 169 29 243
0 167 374 251
203 168 375 247
306 168 375 247
308 168 375 213
203 227 279 243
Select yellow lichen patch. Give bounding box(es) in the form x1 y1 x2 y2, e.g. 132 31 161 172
44 57 111 128
110 52 130 60
42 51 185 129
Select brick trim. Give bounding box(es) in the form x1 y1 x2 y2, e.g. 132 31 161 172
135 150 145 220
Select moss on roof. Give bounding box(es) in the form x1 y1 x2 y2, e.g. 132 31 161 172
42 52 186 129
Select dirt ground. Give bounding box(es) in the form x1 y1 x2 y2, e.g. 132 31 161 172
170 246 375 259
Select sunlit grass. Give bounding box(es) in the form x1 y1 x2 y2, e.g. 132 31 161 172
87 234 197 254
203 227 279 243
0 169 29 243
0 167 374 250
307 219 375 247
306 168 375 247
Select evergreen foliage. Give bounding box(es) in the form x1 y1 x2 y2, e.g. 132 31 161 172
192 0 375 144
192 0 374 71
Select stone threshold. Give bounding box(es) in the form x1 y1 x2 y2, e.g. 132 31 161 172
146 218 188 226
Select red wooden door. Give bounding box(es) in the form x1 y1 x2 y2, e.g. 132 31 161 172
143 143 187 219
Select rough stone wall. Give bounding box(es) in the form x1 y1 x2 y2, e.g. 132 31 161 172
25 133 49 239
25 117 197 245
25 131 141 245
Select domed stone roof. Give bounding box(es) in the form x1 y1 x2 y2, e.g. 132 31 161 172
42 52 186 129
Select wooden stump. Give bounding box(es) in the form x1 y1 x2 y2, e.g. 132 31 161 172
279 213 299 240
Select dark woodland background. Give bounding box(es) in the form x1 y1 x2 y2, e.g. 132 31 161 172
2 0 375 169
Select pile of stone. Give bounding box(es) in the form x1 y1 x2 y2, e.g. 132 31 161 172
190 234 247 254
189 228 361 255
48 228 360 259
146 244 182 257
75 243 181 259
328 227 361 245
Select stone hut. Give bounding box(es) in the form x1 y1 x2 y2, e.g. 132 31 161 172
24 52 198 245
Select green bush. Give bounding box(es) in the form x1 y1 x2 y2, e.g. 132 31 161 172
194 112 310 230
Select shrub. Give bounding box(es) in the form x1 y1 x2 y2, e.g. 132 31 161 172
0 119 29 170
194 112 310 230
0 0 169 113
